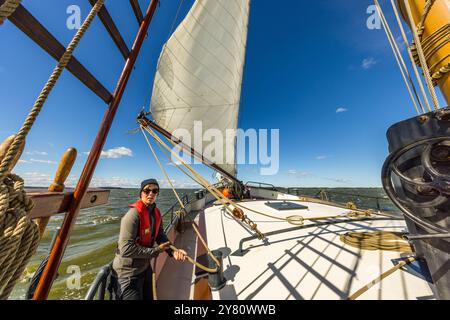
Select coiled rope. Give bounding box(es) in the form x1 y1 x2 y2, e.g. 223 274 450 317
340 231 413 252
0 0 104 299
0 0 21 25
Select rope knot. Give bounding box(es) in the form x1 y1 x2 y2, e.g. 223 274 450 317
0 173 39 299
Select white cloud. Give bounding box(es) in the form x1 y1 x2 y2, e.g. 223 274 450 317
361 57 377 70
336 107 348 113
29 158 57 164
324 177 351 183
315 155 327 160
85 147 133 159
26 151 48 156
18 159 32 164
21 172 53 186
288 169 311 178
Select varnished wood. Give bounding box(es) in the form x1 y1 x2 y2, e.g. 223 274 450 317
33 0 161 300
88 0 130 59
2 2 112 103
36 148 77 237
0 135 26 175
129 0 144 24
28 189 110 219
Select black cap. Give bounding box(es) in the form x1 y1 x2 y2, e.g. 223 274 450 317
140 178 159 193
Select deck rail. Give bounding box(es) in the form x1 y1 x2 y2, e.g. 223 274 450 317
161 194 190 232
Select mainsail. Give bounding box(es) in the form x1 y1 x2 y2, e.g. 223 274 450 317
150 0 250 177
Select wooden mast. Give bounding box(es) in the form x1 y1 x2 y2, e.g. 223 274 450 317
32 0 160 300
399 0 450 105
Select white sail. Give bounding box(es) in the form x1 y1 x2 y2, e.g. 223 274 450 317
150 0 250 177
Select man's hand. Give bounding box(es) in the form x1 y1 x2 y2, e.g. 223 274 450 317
158 241 171 251
173 249 187 262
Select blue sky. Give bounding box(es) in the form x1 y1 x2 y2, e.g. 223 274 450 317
0 0 444 188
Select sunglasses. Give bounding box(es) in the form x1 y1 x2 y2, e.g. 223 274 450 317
142 188 159 195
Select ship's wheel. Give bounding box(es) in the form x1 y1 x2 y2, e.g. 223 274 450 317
382 136 450 234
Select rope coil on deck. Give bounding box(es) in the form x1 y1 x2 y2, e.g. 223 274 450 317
0 0 104 299
0 0 21 25
339 231 414 252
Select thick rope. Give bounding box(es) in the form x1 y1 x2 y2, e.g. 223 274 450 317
340 231 414 252
417 0 436 39
348 256 416 300
0 0 21 25
0 0 104 299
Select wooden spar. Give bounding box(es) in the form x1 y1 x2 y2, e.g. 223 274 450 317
32 0 161 300
129 0 144 25
28 189 110 219
88 0 130 59
137 114 242 185
1 1 112 103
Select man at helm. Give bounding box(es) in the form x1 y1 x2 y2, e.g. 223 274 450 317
113 178 187 300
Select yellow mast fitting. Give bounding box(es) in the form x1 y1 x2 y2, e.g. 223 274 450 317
399 0 450 104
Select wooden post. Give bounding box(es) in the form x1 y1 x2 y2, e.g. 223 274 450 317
0 135 25 175
36 148 77 237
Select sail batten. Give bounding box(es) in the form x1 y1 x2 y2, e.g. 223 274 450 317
150 0 250 177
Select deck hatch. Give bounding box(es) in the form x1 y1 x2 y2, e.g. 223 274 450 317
264 201 308 211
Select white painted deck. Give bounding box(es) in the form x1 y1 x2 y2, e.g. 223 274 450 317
201 199 435 300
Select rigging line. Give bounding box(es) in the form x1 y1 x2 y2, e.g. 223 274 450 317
140 128 222 266
417 0 436 39
389 0 430 113
140 126 185 209
403 0 440 110
390 0 431 113
166 0 186 41
375 0 423 114
143 125 378 227
140 127 222 275
141 125 266 239
142 126 226 202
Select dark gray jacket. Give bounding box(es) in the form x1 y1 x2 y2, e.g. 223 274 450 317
112 204 171 278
